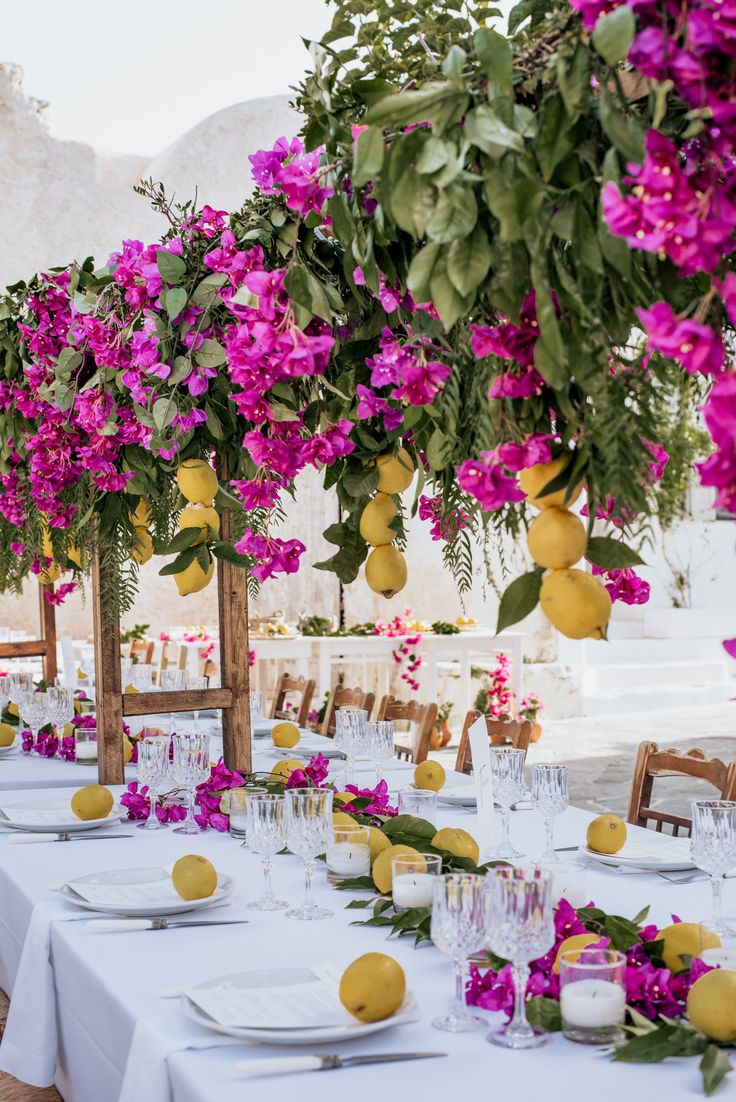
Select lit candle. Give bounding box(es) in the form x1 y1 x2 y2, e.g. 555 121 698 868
560 979 626 1028
326 842 370 879
393 873 435 910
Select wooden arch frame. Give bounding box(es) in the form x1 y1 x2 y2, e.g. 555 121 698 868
0 581 57 683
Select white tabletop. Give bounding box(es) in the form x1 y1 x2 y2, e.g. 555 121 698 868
0 765 728 1102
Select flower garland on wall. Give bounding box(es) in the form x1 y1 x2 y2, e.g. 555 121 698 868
0 0 731 651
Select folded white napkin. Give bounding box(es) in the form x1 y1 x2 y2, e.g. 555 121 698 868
0 900 91 1087
118 1012 243 1102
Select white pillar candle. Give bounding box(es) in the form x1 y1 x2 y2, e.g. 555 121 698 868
326 842 370 878
392 873 435 909
560 979 626 1028
75 742 98 762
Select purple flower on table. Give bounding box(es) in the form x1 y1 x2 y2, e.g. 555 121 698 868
340 779 398 817
21 729 33 753
59 735 76 762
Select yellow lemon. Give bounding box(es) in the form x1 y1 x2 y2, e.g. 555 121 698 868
519 455 584 509
131 527 153 565
359 493 399 546
171 854 218 901
176 459 218 505
6 702 19 719
586 814 627 855
368 826 392 865
686 969 736 1043
432 827 480 865
130 498 152 527
333 792 354 806
339 953 406 1022
540 568 612 640
414 760 446 792
372 447 415 494
269 758 304 782
62 722 75 740
174 556 214 596
0 722 15 747
365 545 407 598
70 785 114 821
553 933 600 974
372 843 421 894
66 546 83 569
179 504 220 545
123 736 133 765
658 922 721 974
333 810 358 827
527 507 587 570
272 721 300 749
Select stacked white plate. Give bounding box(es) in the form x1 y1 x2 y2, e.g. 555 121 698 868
0 797 127 833
60 866 234 917
580 834 696 872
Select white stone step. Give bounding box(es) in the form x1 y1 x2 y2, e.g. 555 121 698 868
578 637 728 666
586 659 729 692
581 679 735 716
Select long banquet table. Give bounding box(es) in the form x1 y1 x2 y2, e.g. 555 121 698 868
0 748 729 1102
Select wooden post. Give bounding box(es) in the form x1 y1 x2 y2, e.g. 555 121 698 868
0 580 58 684
218 500 252 773
92 555 126 785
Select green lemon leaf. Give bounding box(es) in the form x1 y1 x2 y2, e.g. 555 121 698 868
585 536 645 569
156 250 187 285
447 227 492 297
593 5 636 65
496 569 543 633
352 125 384 188
701 1044 733 1097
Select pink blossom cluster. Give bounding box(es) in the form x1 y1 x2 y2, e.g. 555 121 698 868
284 753 331 790
468 898 713 1021
365 326 451 407
457 434 554 512
338 779 398 817
248 136 333 218
591 564 651 605
478 653 513 718
470 291 553 399
235 528 307 582
417 494 469 542
697 371 736 513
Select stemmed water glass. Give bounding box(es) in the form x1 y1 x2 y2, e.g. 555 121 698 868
366 720 394 786
334 708 367 786
0 675 11 716
171 731 211 835
430 873 489 1032
137 737 170 831
246 792 289 911
490 747 527 859
48 686 74 733
691 800 736 936
531 764 569 862
486 867 555 1049
285 788 333 921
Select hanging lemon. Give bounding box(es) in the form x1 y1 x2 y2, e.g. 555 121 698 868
131 527 153 564
519 455 583 510
174 556 214 596
179 504 220 545
176 459 218 505
359 494 399 546
365 545 407 598
540 569 611 640
372 447 415 494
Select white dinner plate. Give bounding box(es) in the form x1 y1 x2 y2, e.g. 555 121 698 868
0 796 127 833
263 742 345 760
580 836 696 872
0 738 19 756
438 786 477 807
60 866 234 917
181 967 417 1044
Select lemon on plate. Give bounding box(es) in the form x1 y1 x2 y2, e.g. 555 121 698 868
339 953 406 1022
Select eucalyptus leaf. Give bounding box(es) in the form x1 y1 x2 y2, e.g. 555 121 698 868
352 125 384 187
447 226 492 297
194 339 227 368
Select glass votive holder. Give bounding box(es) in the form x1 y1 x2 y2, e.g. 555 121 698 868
392 852 442 912
226 786 267 841
398 787 438 825
74 726 98 765
326 823 371 885
559 948 626 1044
547 859 589 910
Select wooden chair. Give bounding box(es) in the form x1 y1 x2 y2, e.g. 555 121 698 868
127 638 154 665
627 741 736 836
270 673 316 728
376 695 438 765
320 686 375 738
454 709 533 775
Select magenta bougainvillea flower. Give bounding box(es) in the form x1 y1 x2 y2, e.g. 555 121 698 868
591 564 651 605
636 302 724 377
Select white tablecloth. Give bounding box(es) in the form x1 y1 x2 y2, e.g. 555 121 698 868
0 763 729 1102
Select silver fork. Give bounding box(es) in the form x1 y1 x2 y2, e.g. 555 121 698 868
657 870 707 885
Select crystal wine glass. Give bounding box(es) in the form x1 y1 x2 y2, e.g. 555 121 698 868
691 800 736 936
48 686 74 733
486 867 555 1049
490 747 527 859
0 675 11 716
137 737 170 831
171 731 211 835
334 707 367 786
366 720 394 786
531 764 569 862
430 873 489 1032
246 792 289 910
285 788 333 921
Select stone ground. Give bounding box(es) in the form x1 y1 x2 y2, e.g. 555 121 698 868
433 700 736 817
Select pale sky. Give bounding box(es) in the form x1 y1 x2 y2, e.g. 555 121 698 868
3 0 331 156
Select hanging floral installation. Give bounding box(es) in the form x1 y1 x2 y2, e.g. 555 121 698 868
0 0 732 645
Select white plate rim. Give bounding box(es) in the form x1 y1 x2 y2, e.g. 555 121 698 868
180 966 416 1043
580 844 696 872
0 798 127 833
60 867 234 916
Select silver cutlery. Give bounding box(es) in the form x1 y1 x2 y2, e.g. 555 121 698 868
87 917 250 932
234 1052 447 1077
6 832 135 843
554 845 579 852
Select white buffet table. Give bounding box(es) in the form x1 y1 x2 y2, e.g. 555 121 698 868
0 750 728 1102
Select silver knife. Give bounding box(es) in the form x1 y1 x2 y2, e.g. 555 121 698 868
234 1053 447 1077
86 917 250 932
7 832 135 843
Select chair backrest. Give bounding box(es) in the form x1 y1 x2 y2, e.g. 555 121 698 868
155 641 188 684
627 740 736 836
127 639 154 665
270 673 317 728
320 686 375 738
454 709 533 775
199 657 218 683
376 695 438 764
